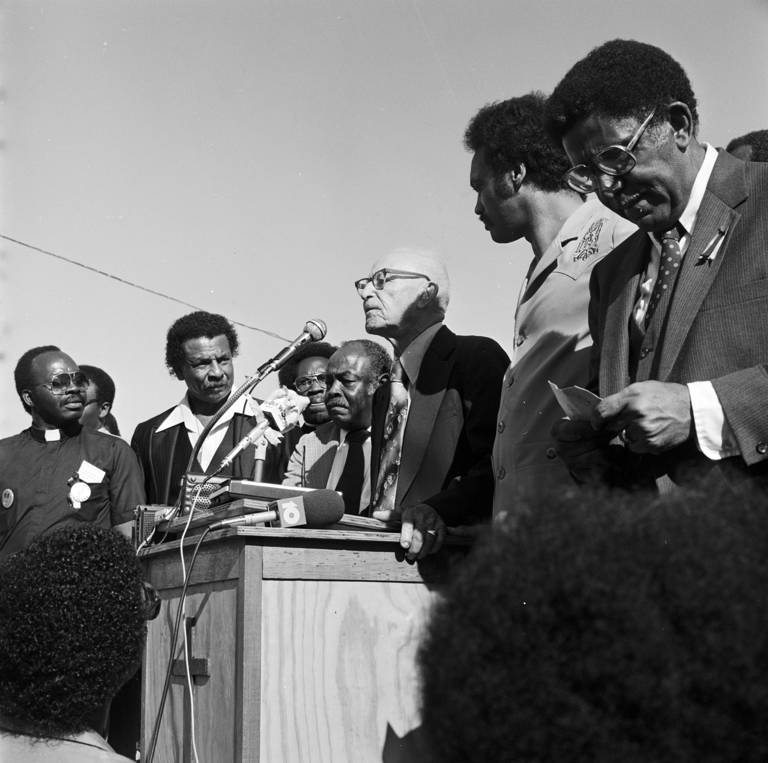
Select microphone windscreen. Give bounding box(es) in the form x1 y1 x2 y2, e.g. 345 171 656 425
304 319 327 341
303 488 345 527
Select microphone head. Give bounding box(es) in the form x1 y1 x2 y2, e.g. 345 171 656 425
303 488 345 527
304 319 327 341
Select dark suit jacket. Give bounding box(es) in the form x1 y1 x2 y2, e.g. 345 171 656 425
370 325 509 525
588 150 768 486
131 406 282 505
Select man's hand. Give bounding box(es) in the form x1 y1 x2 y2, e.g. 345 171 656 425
551 418 617 485
372 502 446 562
592 381 692 453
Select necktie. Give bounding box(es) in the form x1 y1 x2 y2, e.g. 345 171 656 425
644 225 683 328
372 359 409 513
335 429 369 514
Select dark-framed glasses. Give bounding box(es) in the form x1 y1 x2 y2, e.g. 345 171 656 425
354 268 431 293
294 373 328 394
36 371 88 394
564 108 656 194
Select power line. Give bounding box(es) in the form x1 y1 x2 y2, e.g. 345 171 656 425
0 233 292 342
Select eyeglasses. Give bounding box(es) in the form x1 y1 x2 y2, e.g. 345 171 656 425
354 268 431 293
564 108 656 194
36 372 88 394
294 373 328 394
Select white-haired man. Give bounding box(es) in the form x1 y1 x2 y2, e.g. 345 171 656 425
357 248 509 560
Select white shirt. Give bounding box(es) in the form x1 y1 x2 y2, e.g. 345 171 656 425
155 392 261 471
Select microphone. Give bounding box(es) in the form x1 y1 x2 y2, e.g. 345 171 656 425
209 489 344 531
255 319 327 376
214 389 310 475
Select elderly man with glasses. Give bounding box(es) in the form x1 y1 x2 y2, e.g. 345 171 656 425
545 39 768 492
357 248 509 560
0 346 144 560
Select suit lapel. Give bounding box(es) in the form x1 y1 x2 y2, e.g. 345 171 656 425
656 152 748 380
396 327 455 504
600 235 647 395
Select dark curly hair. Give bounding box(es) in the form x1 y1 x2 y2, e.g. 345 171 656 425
0 526 148 738
546 39 699 141
277 341 338 388
165 311 239 377
465 92 571 192
727 129 768 163
419 483 768 762
13 345 62 413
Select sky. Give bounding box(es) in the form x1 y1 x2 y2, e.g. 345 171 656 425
2 0 767 437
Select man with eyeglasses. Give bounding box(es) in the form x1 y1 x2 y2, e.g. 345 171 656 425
0 346 144 560
358 248 509 560
545 39 768 491
283 340 390 513
131 311 282 506
465 93 635 517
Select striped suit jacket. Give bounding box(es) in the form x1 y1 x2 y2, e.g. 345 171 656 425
282 422 341 488
588 149 768 486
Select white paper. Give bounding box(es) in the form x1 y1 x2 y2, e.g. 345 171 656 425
548 380 602 422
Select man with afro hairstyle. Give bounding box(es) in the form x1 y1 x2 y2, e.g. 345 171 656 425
727 129 768 163
465 93 635 517
0 525 153 761
131 310 281 506
546 39 768 492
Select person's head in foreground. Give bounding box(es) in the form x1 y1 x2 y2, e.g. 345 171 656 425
726 129 768 163
0 526 153 751
419 482 768 762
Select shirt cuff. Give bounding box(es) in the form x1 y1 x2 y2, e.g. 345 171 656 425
687 381 740 460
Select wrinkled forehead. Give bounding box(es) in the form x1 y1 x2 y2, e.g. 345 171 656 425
328 347 369 375
370 249 444 281
30 351 79 381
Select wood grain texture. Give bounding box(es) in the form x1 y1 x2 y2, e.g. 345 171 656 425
259 579 436 763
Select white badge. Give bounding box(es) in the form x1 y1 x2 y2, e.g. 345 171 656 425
1 488 14 509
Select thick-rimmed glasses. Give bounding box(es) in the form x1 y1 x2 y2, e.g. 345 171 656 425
36 372 88 394
354 268 431 293
564 108 656 194
294 373 328 394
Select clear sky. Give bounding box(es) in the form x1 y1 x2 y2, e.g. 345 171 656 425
2 0 767 437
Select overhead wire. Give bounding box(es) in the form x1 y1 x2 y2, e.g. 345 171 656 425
0 233 292 342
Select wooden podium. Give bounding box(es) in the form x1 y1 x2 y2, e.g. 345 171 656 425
139 526 466 762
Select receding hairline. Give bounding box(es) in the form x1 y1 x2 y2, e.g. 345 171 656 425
372 247 449 284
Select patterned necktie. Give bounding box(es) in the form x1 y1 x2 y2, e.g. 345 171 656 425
372 359 409 513
644 225 683 328
335 429 369 515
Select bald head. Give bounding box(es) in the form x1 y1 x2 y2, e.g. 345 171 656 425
359 248 450 351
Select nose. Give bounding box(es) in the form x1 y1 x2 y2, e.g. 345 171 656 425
596 171 622 194
474 195 483 216
325 377 343 398
208 360 224 379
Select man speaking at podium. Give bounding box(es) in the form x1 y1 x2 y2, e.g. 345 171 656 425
283 340 390 514
131 311 281 506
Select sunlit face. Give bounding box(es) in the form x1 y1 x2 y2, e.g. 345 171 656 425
359 252 433 339
24 351 85 427
294 355 330 426
469 149 529 243
563 113 693 233
324 347 378 430
178 335 234 406
79 380 110 430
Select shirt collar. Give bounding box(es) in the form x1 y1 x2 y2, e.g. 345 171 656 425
337 425 372 445
155 391 258 434
646 142 717 244
398 321 443 384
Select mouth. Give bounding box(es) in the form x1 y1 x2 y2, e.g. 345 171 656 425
64 399 84 411
326 398 347 411
619 192 651 218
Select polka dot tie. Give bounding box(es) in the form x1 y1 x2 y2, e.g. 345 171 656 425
372 359 409 514
644 225 683 329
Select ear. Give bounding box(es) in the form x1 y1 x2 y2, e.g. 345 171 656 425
98 401 112 422
502 162 527 193
417 281 439 307
666 102 695 149
21 389 34 409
